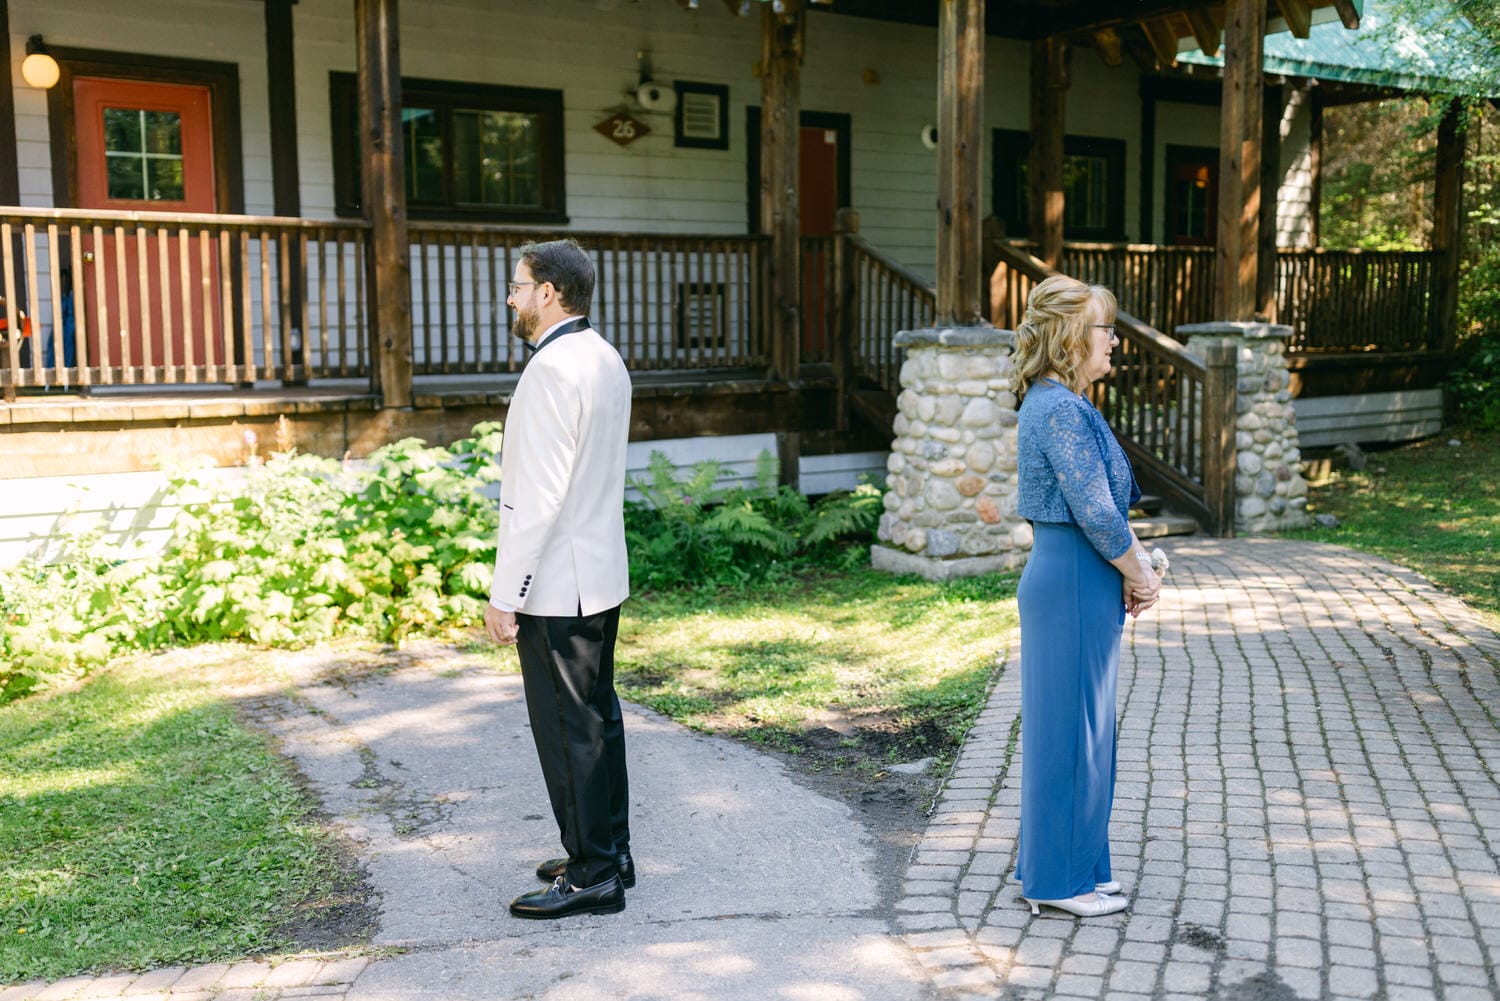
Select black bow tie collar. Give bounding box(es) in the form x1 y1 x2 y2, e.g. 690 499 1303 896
529 315 591 354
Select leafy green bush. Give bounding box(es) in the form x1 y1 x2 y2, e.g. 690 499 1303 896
1448 246 1500 430
625 450 882 591
1 423 504 701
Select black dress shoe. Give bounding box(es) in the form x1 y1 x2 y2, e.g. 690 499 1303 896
536 852 635 889
509 874 625 920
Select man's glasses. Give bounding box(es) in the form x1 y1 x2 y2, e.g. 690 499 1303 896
507 281 539 296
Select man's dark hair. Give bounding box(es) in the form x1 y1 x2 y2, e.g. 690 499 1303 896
519 239 595 315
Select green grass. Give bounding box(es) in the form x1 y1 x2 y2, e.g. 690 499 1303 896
611 566 1020 767
1287 429 1500 625
0 647 350 983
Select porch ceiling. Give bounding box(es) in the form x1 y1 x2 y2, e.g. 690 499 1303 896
809 0 1361 71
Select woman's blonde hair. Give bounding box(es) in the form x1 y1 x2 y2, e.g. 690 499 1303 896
1011 274 1117 398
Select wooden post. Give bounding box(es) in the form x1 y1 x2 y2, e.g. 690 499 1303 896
1257 85 1282 320
356 0 413 409
936 0 986 326
1028 36 1067 269
831 207 859 432
1139 83 1156 244
0 0 20 208
1202 340 1239 537
266 0 305 383
1307 88 1322 247
760 1 804 382
1433 98 1464 354
1214 0 1265 322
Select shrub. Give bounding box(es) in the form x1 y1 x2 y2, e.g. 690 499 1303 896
625 450 883 591
0 423 505 701
1448 246 1500 430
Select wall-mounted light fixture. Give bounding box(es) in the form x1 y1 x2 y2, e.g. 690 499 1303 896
21 36 60 90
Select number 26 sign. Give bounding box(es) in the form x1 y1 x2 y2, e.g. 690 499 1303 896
594 111 650 147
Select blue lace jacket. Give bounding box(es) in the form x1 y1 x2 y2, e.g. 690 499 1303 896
1017 379 1141 560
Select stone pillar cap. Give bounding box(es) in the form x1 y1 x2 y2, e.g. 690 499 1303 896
1176 320 1293 340
894 323 1016 349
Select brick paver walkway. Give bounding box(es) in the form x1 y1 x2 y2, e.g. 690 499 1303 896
7 538 1500 1000
897 538 1500 1001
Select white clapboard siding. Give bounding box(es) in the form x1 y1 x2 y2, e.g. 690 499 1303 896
1293 389 1445 448
0 467 245 568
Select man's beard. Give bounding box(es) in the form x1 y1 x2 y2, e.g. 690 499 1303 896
511 307 538 343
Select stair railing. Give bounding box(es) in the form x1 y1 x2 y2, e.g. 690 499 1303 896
989 240 1237 537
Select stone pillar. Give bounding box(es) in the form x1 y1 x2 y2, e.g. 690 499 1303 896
872 325 1030 581
1179 321 1310 534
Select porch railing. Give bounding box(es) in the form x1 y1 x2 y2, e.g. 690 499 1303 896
1276 248 1443 354
846 233 936 398
1 208 369 394
407 225 772 374
990 240 1238 536
996 239 1445 355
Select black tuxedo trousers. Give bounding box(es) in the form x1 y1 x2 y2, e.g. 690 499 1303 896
515 605 631 888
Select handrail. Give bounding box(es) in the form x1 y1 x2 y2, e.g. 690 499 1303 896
846 234 935 400
0 205 370 230
988 238 1233 535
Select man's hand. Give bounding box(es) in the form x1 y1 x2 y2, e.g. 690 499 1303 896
485 604 519 645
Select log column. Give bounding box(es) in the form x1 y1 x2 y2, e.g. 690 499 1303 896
1433 98 1465 354
760 0 804 383
1028 37 1068 268
1214 0 1266 321
937 0 986 325
356 0 413 408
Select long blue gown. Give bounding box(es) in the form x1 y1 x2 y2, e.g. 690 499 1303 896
1014 378 1140 900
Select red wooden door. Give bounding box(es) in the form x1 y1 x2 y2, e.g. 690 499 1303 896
74 77 223 379
800 125 839 355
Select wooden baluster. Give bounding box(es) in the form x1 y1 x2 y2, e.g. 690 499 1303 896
66 226 89 387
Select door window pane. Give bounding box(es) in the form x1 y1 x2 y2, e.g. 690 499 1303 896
147 158 185 201
103 107 185 202
107 154 145 200
143 111 183 155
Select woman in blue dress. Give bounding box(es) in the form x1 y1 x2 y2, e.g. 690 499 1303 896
1012 274 1162 918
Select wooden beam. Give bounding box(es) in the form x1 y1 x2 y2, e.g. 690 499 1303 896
1213 0 1265 322
356 0 413 409
1140 18 1180 69
1185 8 1220 57
1308 87 1322 247
760 0 804 381
1028 36 1067 269
264 0 301 218
1025 0 1213 40
1092 28 1123 67
0 0 20 206
1433 98 1464 353
936 0 987 326
1331 0 1360 29
1257 86 1282 320
1275 0 1313 38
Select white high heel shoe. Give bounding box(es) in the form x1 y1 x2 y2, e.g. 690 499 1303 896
1023 892 1129 917
1013 874 1123 896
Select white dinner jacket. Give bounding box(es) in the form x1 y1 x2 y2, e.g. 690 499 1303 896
489 322 632 617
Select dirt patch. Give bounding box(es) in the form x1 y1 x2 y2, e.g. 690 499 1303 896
702 707 960 914
236 693 381 956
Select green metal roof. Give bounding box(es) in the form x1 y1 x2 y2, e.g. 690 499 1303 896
1178 0 1499 96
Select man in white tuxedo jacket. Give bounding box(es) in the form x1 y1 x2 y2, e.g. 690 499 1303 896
484 239 634 920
